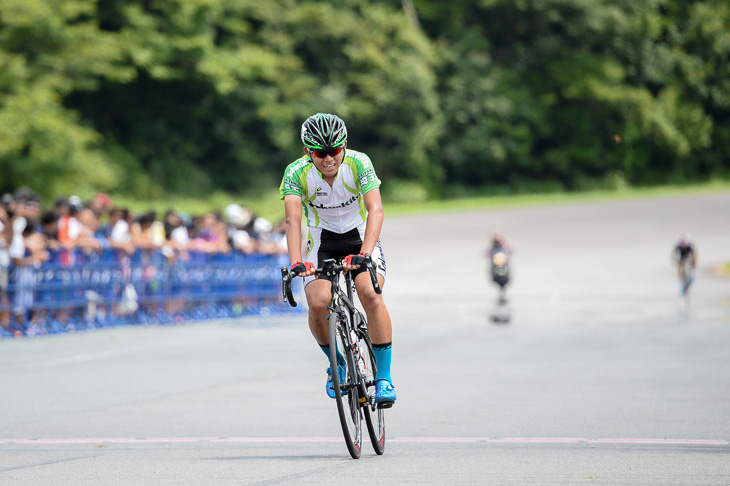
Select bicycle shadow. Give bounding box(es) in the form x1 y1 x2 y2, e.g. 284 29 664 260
489 301 512 325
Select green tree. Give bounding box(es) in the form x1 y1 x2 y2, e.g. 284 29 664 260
659 0 730 180
3 0 728 203
68 0 441 197
413 0 723 190
0 0 133 199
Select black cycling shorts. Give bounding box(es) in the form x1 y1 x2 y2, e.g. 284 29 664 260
303 227 386 287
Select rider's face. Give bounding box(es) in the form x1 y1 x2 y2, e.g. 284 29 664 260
307 143 346 180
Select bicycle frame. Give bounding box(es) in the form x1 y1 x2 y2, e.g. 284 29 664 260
281 254 385 458
282 256 381 398
325 261 356 325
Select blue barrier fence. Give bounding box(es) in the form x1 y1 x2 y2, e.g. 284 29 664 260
0 249 301 338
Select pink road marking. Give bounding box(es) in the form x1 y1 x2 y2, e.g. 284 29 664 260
0 437 727 446
391 437 728 445
594 438 729 445
214 437 342 443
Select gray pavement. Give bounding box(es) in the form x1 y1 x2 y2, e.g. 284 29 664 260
1 193 729 485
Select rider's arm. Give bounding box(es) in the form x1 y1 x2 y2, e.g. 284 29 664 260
360 188 384 256
284 194 304 263
284 194 315 277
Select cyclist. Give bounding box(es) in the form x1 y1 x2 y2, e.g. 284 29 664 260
672 233 697 291
485 230 512 304
486 230 511 259
280 113 396 408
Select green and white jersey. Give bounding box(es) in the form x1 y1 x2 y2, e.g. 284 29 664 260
279 149 381 234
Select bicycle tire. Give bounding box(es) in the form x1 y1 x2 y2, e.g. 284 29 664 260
680 260 692 297
329 310 362 459
360 334 385 455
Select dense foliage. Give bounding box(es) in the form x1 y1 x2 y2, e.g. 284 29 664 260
1 0 728 201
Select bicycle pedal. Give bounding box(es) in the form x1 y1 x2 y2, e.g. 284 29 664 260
377 401 394 409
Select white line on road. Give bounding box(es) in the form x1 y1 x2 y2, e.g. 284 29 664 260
0 437 727 446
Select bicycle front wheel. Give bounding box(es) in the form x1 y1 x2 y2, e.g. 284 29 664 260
360 336 385 455
329 310 362 459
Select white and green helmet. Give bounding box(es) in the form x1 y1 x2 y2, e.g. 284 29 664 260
300 113 348 150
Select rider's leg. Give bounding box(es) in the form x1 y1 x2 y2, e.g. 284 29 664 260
355 273 393 384
303 278 345 364
355 273 390 342
305 278 332 346
306 278 346 398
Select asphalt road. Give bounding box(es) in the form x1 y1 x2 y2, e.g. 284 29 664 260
1 193 729 485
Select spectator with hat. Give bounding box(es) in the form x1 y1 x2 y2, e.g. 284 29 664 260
225 203 256 254
87 193 113 215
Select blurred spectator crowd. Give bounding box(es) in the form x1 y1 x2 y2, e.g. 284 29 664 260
0 187 289 334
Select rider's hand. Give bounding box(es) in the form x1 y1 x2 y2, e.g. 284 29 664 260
343 253 367 272
291 261 315 277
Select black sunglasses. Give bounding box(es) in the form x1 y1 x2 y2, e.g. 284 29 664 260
310 146 344 158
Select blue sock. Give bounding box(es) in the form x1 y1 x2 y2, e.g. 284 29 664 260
372 342 392 384
320 344 345 366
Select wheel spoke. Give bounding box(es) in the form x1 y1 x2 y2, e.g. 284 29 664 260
330 310 362 459
359 323 386 455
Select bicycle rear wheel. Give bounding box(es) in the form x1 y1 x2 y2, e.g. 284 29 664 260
359 335 385 455
329 310 362 459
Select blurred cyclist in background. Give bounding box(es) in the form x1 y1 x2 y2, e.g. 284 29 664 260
280 112 396 408
672 233 696 296
486 230 512 304
672 233 696 273
487 230 511 259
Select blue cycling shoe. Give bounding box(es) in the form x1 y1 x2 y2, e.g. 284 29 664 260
374 380 396 408
326 364 347 399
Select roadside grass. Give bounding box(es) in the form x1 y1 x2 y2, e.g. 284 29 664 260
384 180 730 215
108 179 730 222
715 261 730 278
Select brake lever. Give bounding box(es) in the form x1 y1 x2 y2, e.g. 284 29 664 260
280 267 298 307
363 253 382 295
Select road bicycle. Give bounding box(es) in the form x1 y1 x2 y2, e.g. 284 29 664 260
281 254 385 459
489 249 511 305
679 257 694 303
